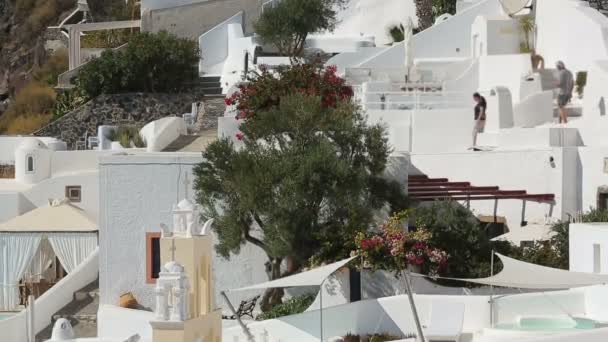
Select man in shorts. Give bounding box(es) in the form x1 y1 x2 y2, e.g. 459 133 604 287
556 61 574 124
472 92 486 147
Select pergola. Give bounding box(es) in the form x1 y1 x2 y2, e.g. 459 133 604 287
0 199 98 311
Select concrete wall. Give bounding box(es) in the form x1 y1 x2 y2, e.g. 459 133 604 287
409 148 564 228
478 54 532 101
98 153 269 311
569 223 608 274
583 60 608 118
471 16 520 57
577 146 608 211
142 0 262 41
411 108 472 153
199 13 244 76
536 0 608 74
513 90 554 128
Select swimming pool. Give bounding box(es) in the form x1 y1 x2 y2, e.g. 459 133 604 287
0 313 15 321
495 316 596 331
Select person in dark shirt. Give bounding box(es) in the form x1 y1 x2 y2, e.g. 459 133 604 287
472 92 486 147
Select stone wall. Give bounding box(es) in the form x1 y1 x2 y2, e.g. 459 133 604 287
34 92 206 149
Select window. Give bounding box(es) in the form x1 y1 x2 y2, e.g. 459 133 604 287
146 232 162 284
65 186 82 202
26 155 34 173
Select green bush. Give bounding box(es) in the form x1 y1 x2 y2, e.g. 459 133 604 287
81 28 139 48
75 31 199 97
575 71 588 97
53 88 89 120
106 126 146 148
255 294 315 320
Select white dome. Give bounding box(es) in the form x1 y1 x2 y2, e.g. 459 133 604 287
177 199 194 210
164 261 185 273
18 138 48 151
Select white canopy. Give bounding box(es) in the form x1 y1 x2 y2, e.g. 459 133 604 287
458 253 608 289
0 199 97 232
228 256 356 292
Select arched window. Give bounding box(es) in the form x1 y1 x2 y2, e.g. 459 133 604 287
26 155 34 173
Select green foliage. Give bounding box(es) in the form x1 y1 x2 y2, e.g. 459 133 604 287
519 15 535 52
106 126 145 148
75 31 199 97
255 294 315 320
81 28 139 49
254 0 346 58
388 24 405 43
414 201 520 281
87 0 140 21
432 0 457 16
195 92 406 265
575 71 588 97
53 88 89 120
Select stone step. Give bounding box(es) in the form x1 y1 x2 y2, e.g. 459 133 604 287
200 76 221 83
201 87 223 95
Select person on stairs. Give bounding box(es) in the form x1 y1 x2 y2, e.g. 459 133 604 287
555 61 574 124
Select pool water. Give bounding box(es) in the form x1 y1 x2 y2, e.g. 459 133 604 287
0 313 15 321
495 317 596 331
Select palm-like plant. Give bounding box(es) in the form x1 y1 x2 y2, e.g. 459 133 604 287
519 16 535 53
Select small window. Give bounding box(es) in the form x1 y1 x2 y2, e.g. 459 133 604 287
26 155 34 173
65 186 82 202
146 232 162 284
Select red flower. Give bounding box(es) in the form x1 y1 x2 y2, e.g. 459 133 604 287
235 132 244 141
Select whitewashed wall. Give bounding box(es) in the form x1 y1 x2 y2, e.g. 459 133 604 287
536 0 608 74
97 305 154 341
577 146 608 210
0 136 65 165
583 60 608 119
513 91 554 128
410 148 565 228
569 223 608 274
478 54 532 101
98 153 269 312
141 0 207 12
199 12 243 76
411 108 472 153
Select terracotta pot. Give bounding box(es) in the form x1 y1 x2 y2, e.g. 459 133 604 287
119 292 138 309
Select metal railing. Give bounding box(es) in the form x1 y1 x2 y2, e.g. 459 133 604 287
353 84 470 111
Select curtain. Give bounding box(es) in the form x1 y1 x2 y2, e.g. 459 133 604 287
23 238 55 283
48 233 98 273
0 233 42 311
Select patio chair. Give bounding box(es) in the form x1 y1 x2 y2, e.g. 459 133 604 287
222 295 260 320
425 302 465 342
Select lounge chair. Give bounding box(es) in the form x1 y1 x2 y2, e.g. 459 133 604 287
425 302 465 342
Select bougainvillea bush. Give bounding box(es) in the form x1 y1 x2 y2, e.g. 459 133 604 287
354 211 449 277
225 63 354 139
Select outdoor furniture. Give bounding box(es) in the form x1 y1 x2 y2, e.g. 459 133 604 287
222 295 260 320
425 302 464 342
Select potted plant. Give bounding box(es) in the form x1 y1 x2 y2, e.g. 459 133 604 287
519 16 535 53
575 71 588 99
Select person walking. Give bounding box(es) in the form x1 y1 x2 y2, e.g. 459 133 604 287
472 92 486 148
555 61 574 124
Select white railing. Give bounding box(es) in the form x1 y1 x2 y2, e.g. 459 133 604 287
354 85 470 111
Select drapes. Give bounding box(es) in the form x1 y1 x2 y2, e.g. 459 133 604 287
48 233 98 273
0 233 42 311
23 238 55 283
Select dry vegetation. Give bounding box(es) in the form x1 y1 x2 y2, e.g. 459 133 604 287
0 81 56 134
14 0 75 40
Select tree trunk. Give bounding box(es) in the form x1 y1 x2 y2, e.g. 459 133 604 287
415 0 434 31
260 258 285 312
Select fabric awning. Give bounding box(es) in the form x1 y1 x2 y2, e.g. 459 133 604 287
0 199 97 232
457 253 608 289
228 256 357 292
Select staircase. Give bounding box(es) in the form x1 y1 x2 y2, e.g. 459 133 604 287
36 279 100 342
198 76 223 96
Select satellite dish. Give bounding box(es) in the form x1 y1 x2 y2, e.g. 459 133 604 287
499 0 531 16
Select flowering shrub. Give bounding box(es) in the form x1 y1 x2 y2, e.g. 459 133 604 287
225 64 353 121
354 211 448 277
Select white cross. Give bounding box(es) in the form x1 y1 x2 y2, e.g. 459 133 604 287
182 172 191 200
170 238 177 262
